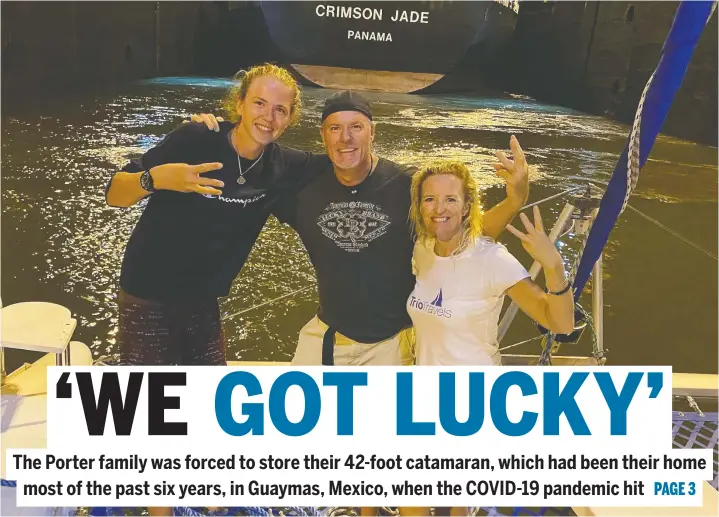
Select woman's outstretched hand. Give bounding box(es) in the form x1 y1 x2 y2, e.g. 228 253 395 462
151 162 224 196
506 205 562 270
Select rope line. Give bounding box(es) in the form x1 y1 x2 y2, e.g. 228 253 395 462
626 203 717 260
223 285 314 321
520 187 584 211
498 334 544 352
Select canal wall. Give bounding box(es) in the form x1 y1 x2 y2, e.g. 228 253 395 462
508 1 717 146
1 1 222 97
2 1 715 146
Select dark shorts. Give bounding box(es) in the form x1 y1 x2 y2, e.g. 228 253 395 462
117 290 227 366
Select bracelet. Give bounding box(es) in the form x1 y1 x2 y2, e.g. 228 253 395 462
546 279 572 296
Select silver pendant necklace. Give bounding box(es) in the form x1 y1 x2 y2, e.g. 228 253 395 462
237 149 264 185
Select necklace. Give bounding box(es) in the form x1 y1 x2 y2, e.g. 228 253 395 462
349 155 376 195
230 126 265 185
237 149 264 185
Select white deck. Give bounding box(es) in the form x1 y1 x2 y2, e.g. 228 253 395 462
1 341 92 479
1 341 92 516
2 302 77 354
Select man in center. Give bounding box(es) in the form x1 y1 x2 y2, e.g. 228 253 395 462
267 90 528 367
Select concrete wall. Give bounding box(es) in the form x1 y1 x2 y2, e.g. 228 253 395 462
3 1 715 145
509 1 717 146
193 1 283 77
1 1 220 97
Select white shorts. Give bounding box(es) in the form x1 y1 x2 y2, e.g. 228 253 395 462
291 316 415 366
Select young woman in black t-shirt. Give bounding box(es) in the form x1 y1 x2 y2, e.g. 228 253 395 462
106 64 317 370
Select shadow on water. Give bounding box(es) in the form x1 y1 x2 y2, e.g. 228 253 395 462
2 77 717 374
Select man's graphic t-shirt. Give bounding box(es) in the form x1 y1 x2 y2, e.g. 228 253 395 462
273 158 416 343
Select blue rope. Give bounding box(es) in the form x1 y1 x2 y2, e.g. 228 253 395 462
572 1 716 297
538 334 555 366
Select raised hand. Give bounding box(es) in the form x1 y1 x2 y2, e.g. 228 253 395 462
493 135 529 206
506 205 563 270
185 113 225 132
151 162 225 196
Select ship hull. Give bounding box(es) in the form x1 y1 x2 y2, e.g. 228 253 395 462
262 1 495 74
260 1 516 93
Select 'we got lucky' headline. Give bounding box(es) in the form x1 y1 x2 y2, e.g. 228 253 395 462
5 366 713 508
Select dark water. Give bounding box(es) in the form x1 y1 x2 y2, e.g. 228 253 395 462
2 78 717 374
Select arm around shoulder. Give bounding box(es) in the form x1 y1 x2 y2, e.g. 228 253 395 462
276 144 329 188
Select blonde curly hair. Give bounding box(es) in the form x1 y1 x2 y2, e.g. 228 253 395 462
221 63 303 125
409 160 484 255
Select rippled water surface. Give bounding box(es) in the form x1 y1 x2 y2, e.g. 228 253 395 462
2 78 717 373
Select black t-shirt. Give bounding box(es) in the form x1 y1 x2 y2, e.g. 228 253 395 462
272 158 417 343
114 121 328 304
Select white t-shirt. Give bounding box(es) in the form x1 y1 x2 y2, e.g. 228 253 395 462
407 237 530 366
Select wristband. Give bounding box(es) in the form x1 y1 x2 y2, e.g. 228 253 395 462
546 280 572 296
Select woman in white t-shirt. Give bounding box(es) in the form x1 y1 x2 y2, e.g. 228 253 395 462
407 136 575 368
400 139 573 517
